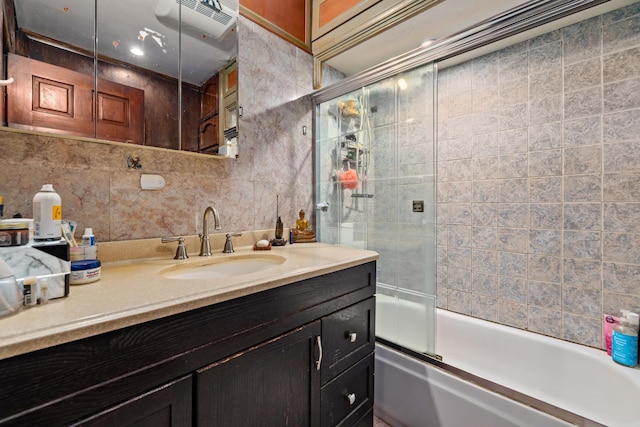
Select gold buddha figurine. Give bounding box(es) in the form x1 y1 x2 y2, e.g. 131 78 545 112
293 209 316 243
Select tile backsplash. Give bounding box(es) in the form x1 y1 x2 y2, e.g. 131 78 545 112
0 17 315 243
436 3 640 348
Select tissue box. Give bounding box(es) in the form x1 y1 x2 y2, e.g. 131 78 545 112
0 240 70 301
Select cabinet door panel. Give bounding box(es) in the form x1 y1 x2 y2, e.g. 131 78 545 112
74 375 192 427
197 322 321 427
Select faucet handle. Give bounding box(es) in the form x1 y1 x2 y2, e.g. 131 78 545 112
161 236 188 260
223 232 242 253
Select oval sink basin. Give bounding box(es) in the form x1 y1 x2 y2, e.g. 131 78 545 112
161 254 286 280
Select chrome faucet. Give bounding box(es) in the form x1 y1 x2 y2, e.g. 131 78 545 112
199 206 221 256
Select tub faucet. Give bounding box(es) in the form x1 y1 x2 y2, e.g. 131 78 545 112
199 206 221 256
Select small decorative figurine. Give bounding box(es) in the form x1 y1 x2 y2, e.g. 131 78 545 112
293 209 316 243
271 195 287 246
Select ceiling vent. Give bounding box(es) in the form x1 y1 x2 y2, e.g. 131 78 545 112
155 0 237 41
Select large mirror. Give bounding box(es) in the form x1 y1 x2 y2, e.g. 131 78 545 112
2 0 238 155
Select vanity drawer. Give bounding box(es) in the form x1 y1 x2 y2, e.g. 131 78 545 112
320 353 374 427
321 297 375 384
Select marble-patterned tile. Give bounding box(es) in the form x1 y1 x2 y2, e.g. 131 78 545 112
563 203 601 230
472 249 498 274
563 16 602 65
604 202 640 233
530 203 562 229
603 172 640 201
602 1 640 25
530 69 562 100
448 289 473 315
563 258 603 290
448 203 472 225
498 227 528 253
529 149 562 177
603 291 640 317
473 86 500 112
498 203 529 228
564 87 602 120
528 254 562 283
604 78 640 113
499 51 529 82
498 251 527 278
499 77 529 106
498 300 528 329
449 91 473 117
498 128 528 155
473 272 498 297
499 179 529 203
473 180 498 203
603 11 640 53
529 96 562 125
448 225 472 248
603 141 640 174
529 40 562 72
448 267 472 292
472 109 500 135
603 47 640 83
564 58 601 93
472 226 498 250
472 51 499 89
563 286 602 318
473 156 499 180
448 115 474 139
448 159 473 181
530 177 562 202
564 145 602 175
473 204 498 226
499 153 528 178
529 122 562 151
563 231 602 261
448 247 472 270
603 232 640 264
472 295 498 321
563 313 602 347
602 262 640 296
500 103 529 130
529 229 562 255
498 276 527 303
528 281 562 310
528 306 563 338
563 116 602 147
564 175 602 202
603 109 640 142
472 132 498 157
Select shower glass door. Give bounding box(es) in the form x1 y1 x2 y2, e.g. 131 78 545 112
315 62 437 356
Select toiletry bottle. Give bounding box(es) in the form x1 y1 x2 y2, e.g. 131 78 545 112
82 227 97 259
33 184 62 241
612 311 639 367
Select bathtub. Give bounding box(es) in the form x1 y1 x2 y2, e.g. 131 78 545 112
374 307 640 427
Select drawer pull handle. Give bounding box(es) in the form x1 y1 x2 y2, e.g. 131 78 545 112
315 336 323 371
347 393 356 405
348 332 357 343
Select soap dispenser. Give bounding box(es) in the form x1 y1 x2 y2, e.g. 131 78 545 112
612 310 639 367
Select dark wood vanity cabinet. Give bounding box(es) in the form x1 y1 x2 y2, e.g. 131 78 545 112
0 261 376 427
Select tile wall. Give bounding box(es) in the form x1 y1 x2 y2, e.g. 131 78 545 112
436 3 640 348
0 17 317 243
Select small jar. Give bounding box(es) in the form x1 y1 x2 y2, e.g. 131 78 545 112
0 220 31 246
70 259 101 285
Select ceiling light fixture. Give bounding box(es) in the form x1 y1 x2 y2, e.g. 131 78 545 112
420 39 435 48
398 78 408 90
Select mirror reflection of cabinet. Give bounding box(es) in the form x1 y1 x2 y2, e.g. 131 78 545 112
2 0 239 156
218 58 238 157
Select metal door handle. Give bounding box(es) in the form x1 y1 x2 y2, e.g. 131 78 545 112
315 336 323 371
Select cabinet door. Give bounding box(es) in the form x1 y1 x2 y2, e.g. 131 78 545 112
197 322 321 427
73 375 192 427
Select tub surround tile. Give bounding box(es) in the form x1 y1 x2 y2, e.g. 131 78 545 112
437 4 639 349
448 289 473 315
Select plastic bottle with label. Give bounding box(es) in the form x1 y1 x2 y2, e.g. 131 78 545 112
33 184 62 241
612 311 639 367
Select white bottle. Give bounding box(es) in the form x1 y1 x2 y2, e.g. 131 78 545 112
82 228 95 246
33 184 62 241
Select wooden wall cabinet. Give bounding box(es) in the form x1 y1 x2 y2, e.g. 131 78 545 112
0 262 376 427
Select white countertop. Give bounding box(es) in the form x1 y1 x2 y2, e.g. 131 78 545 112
0 240 378 361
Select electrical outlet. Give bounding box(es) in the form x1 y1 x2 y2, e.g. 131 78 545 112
413 200 424 213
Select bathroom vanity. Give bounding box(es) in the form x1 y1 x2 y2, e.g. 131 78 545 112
0 243 377 426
